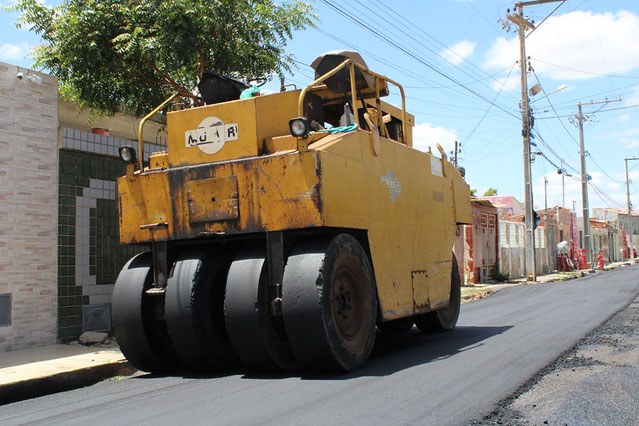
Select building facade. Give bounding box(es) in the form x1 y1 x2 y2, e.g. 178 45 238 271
1 61 165 351
0 63 58 351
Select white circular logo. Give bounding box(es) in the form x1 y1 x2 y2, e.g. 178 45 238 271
185 116 239 155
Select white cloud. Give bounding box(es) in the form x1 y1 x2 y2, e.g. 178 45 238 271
484 11 639 80
609 128 639 149
618 113 632 123
622 85 639 107
534 170 628 210
0 42 31 61
439 40 477 65
490 73 519 92
412 122 458 156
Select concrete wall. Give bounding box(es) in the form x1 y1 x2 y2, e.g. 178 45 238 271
499 221 554 279
0 62 58 351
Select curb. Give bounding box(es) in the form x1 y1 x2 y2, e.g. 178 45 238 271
0 360 136 406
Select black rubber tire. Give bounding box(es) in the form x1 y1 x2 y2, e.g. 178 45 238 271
224 250 299 371
378 317 414 334
414 255 461 333
165 248 239 372
112 252 178 373
282 234 377 372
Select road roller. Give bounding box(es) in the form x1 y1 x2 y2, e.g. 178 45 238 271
113 51 472 373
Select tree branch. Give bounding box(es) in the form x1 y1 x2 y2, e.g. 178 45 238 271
197 48 207 81
151 63 195 99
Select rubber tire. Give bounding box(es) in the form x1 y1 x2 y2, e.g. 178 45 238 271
225 250 299 371
414 255 461 333
282 234 377 372
165 248 239 372
112 252 178 373
378 317 414 334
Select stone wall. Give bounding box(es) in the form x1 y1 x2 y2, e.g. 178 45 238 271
0 62 58 351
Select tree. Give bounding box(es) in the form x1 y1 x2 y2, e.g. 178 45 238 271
483 188 498 196
10 0 316 116
470 189 477 197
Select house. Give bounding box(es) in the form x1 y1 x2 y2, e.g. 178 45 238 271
478 195 525 217
539 206 579 266
461 199 499 284
592 208 639 260
590 218 616 263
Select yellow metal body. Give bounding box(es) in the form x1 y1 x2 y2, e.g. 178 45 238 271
119 60 471 321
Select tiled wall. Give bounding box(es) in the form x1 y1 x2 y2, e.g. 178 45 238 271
0 62 58 351
58 129 160 342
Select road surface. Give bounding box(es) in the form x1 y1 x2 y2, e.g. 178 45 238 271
1 265 638 426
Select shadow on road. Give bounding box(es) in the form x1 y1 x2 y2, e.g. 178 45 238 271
357 325 512 377
242 325 512 381
134 325 512 382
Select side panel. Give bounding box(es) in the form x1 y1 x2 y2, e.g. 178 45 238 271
448 161 473 224
166 91 299 168
319 132 462 320
118 172 173 243
167 100 258 167
118 152 323 243
254 91 299 146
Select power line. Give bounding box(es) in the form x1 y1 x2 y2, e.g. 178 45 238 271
369 0 508 91
530 66 580 147
532 129 580 174
536 103 639 119
530 57 639 79
463 0 503 35
318 0 520 119
587 152 625 184
464 62 517 143
526 0 566 38
590 181 625 209
312 27 437 85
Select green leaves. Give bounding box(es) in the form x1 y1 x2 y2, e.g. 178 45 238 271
12 0 316 116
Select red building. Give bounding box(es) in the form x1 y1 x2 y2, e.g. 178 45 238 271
460 199 499 284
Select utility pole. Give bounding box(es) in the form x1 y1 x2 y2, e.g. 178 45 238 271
544 176 548 212
558 159 572 208
453 140 459 166
505 0 563 281
574 98 621 267
625 157 639 257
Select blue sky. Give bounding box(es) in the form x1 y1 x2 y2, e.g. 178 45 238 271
2 1 639 211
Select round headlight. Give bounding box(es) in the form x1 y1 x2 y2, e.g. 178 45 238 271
118 146 137 164
289 117 310 138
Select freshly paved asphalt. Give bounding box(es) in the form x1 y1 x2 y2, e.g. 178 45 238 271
1 265 638 426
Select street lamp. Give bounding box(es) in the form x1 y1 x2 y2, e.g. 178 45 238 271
530 83 568 104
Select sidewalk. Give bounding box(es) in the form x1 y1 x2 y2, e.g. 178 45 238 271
0 343 134 405
0 260 636 406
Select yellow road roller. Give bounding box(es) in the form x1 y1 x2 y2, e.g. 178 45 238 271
113 51 472 373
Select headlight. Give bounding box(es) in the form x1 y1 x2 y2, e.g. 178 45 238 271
289 117 310 138
118 146 138 164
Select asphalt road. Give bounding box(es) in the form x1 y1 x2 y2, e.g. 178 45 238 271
474 284 639 425
2 266 638 426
